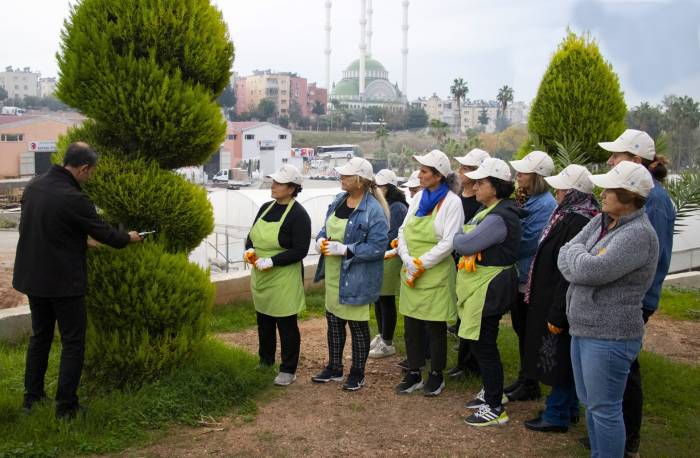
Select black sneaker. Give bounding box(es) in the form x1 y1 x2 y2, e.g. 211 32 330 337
423 371 445 396
503 378 522 394
506 383 541 402
21 395 47 415
311 367 343 383
396 359 409 371
447 366 465 379
395 370 423 394
465 405 509 427
56 404 87 421
342 372 365 391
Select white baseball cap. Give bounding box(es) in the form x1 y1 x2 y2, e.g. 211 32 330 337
588 161 654 197
465 157 513 182
544 164 594 193
375 169 398 186
414 149 452 177
334 157 375 181
267 164 303 185
510 150 555 176
598 129 655 161
456 148 491 167
401 170 421 188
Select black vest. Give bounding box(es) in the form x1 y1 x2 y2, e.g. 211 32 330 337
477 198 522 267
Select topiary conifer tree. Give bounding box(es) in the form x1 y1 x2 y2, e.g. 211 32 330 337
54 0 233 386
518 31 626 163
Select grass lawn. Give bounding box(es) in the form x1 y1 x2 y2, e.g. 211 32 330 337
658 287 700 321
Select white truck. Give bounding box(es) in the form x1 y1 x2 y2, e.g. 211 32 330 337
212 168 253 188
1 106 25 116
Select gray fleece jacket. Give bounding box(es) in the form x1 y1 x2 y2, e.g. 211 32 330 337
557 209 659 341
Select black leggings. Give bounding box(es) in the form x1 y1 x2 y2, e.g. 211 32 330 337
374 295 397 342
404 316 446 372
256 312 301 374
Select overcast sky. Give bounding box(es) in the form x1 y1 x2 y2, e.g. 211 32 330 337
1 0 698 107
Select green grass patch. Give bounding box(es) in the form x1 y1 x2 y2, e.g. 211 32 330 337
658 287 700 321
0 338 273 457
210 289 325 333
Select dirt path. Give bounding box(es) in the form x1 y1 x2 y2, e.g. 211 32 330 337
0 231 25 309
129 318 584 457
644 315 700 365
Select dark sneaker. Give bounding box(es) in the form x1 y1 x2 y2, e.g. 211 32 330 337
342 372 365 391
423 371 445 397
22 395 47 415
465 405 509 427
506 383 541 402
524 416 568 433
447 366 465 379
311 367 343 383
503 378 522 394
56 404 86 421
396 359 409 371
395 370 423 394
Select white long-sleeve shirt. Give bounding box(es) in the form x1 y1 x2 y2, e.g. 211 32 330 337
398 190 464 269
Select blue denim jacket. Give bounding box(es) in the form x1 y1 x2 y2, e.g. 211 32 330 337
314 191 389 304
642 180 676 311
517 191 556 284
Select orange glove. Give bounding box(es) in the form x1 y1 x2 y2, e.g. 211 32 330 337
547 322 563 335
390 238 399 249
458 253 482 272
243 248 258 265
404 258 425 287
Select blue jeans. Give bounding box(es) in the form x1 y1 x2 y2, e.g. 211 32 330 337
542 383 579 427
571 336 642 458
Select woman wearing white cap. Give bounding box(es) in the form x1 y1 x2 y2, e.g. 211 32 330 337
244 164 311 386
451 158 521 426
311 157 389 391
447 148 492 378
558 161 659 458
506 150 557 402
369 169 409 359
395 149 464 397
599 128 676 456
400 170 422 198
520 165 599 434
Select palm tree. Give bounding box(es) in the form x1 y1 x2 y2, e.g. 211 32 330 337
496 85 514 119
375 125 389 151
429 119 450 144
450 78 469 135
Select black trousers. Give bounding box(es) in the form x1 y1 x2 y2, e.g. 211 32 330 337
256 312 301 374
623 310 651 453
404 316 446 372
471 314 504 408
326 311 370 376
374 295 397 342
456 337 481 374
510 292 537 386
25 295 87 412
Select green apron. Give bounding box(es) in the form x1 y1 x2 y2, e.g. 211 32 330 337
249 201 306 317
456 202 509 340
398 202 457 322
380 255 402 296
324 213 370 321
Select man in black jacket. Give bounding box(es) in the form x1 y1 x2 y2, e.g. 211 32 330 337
13 142 141 419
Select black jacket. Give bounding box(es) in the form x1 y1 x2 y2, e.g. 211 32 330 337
244 200 311 266
523 212 590 386
13 165 130 297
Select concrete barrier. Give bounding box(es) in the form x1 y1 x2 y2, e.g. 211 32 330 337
663 271 700 289
0 305 31 344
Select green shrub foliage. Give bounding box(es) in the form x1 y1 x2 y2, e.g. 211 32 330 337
55 0 231 385
84 243 214 385
524 31 627 162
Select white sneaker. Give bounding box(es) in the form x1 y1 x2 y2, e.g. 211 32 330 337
368 339 396 359
464 387 509 409
273 372 297 386
369 334 382 350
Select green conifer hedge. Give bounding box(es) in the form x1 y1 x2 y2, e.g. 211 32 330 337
518 31 627 162
55 0 233 386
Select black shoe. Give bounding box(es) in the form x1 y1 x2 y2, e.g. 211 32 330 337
579 436 591 450
537 409 579 425
503 378 523 394
21 395 47 415
396 359 409 371
524 416 568 433
342 372 365 391
395 370 423 394
446 366 465 378
311 366 343 383
506 383 541 402
423 371 445 396
56 404 86 421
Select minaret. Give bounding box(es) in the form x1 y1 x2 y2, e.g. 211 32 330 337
366 0 373 59
401 0 409 101
324 1 332 92
359 0 367 98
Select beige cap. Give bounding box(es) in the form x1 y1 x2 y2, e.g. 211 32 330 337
334 157 375 181
414 149 452 177
375 169 398 186
466 157 513 182
588 161 654 197
510 150 555 176
598 129 655 161
544 164 594 193
267 164 303 185
456 148 491 167
401 170 421 188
